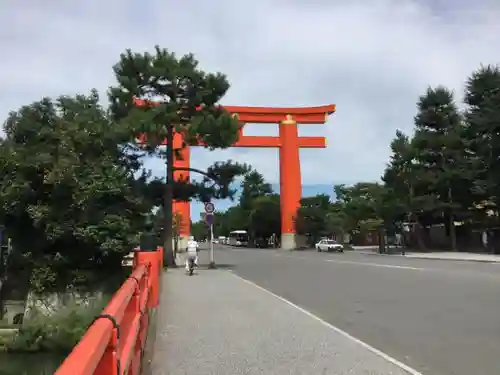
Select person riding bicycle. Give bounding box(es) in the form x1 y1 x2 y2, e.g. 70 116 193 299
185 236 199 271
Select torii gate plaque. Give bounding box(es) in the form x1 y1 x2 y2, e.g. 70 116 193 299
135 100 335 250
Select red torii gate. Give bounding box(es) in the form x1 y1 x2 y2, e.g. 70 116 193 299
135 99 335 249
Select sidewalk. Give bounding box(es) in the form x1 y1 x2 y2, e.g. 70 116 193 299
149 267 416 374
404 252 500 263
353 248 500 263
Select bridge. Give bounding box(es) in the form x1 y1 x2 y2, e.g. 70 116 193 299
54 245 500 375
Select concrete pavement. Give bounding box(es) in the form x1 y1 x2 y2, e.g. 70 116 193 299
213 246 500 375
403 251 500 262
149 252 417 374
352 247 500 263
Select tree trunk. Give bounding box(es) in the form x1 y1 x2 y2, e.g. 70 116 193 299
448 188 457 251
174 235 178 260
415 221 426 251
449 212 457 251
492 231 500 254
408 182 426 251
163 126 177 268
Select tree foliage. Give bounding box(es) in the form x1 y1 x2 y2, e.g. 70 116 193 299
239 170 273 210
0 92 149 293
249 194 281 240
295 184 386 246
295 194 331 243
194 169 280 246
464 65 500 217
292 64 500 253
382 130 414 222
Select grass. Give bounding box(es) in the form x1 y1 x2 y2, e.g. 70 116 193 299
5 297 108 353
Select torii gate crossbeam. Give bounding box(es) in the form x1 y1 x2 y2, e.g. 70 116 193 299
135 99 335 250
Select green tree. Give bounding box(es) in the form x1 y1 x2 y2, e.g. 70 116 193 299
108 46 247 267
334 183 385 232
295 194 332 245
464 65 500 221
195 168 278 244
462 65 500 253
382 130 414 220
325 202 349 242
191 220 209 241
248 194 281 240
412 86 470 250
237 169 274 242
212 205 247 237
0 92 149 293
239 170 273 210
381 130 427 247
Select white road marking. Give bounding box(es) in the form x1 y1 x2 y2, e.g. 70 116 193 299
324 259 426 271
229 271 425 375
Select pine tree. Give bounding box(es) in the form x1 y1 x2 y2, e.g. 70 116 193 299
382 130 427 249
412 87 469 250
108 46 244 267
464 65 500 223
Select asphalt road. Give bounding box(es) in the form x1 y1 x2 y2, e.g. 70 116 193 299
205 245 500 375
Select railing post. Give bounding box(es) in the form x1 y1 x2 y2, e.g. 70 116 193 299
134 250 160 308
158 246 164 270
129 280 142 375
94 327 120 375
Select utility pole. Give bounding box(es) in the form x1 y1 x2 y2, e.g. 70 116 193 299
209 222 215 268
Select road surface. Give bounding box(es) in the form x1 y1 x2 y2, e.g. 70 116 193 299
205 245 500 375
154 263 413 374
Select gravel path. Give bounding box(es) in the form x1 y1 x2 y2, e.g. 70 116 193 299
149 267 414 375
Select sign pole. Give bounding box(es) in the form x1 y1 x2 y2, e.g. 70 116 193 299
209 223 215 268
204 202 216 269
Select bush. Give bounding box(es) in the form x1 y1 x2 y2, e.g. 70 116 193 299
0 332 14 350
6 298 108 353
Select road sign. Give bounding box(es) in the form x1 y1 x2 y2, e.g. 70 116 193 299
204 202 215 214
205 213 214 226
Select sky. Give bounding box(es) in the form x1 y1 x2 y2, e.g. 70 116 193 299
1 0 500 219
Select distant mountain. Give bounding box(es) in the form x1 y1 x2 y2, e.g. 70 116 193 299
270 184 335 200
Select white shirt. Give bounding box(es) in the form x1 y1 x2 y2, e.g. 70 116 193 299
187 240 199 255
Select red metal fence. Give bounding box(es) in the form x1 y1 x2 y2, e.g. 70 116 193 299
54 247 163 375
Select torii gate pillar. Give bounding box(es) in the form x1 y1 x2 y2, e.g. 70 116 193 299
279 115 302 249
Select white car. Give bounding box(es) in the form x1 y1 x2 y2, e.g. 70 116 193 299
315 239 344 252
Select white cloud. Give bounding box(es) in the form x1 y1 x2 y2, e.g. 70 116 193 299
2 0 500 190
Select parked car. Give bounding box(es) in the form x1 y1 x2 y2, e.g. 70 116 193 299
315 239 344 252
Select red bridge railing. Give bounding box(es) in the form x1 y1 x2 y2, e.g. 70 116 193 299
55 247 163 375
